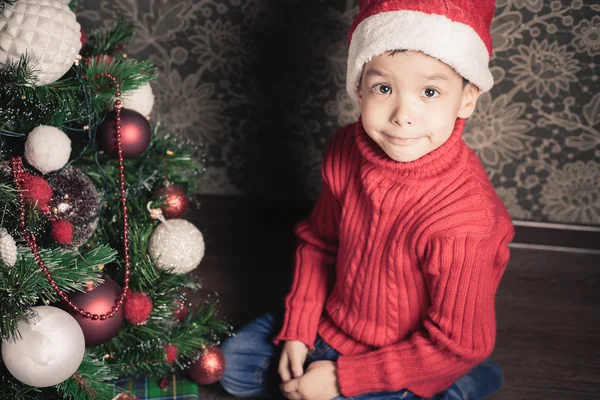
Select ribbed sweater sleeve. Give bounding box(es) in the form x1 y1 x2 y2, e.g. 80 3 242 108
336 227 513 397
273 132 345 348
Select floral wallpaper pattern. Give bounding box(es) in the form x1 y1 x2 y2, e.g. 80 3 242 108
78 0 600 226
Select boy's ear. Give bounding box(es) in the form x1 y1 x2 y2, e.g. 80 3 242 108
457 83 481 119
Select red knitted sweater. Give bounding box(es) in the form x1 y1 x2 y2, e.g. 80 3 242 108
274 118 514 398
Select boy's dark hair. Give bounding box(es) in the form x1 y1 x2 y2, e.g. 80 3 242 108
388 49 469 87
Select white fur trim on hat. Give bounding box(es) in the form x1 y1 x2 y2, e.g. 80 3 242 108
346 10 494 102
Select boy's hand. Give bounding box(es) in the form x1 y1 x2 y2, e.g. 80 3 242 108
279 340 309 382
280 360 341 400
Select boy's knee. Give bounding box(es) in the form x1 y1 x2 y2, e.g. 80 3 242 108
219 363 271 397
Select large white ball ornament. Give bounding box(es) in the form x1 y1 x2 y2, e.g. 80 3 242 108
1 306 85 387
25 125 72 174
148 219 205 274
118 82 155 117
0 0 82 86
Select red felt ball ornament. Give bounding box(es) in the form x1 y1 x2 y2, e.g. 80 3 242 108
154 185 189 219
123 291 153 325
51 219 74 244
158 377 170 389
21 173 52 210
68 277 124 347
189 346 226 385
165 344 178 364
97 108 151 159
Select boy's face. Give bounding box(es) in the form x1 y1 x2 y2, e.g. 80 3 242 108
357 51 481 163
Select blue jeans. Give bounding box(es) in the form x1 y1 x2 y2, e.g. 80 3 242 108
219 313 503 399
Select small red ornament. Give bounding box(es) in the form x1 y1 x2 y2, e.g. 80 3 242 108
189 346 226 385
21 173 52 211
97 109 151 159
174 300 188 323
85 54 114 66
51 219 74 244
80 28 87 47
154 185 189 219
158 377 170 389
165 344 178 364
68 277 125 347
123 291 153 325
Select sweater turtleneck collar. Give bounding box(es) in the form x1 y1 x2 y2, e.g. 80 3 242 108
354 118 469 183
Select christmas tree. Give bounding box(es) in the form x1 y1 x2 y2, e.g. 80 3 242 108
0 1 231 399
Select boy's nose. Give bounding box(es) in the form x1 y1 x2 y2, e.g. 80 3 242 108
391 99 414 127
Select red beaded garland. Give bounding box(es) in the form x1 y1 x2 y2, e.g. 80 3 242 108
10 73 131 320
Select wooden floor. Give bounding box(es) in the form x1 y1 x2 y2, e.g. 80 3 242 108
186 196 600 399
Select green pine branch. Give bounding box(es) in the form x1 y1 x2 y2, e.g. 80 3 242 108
83 56 157 108
0 364 42 400
57 353 117 400
68 0 79 12
0 54 157 135
100 299 232 377
0 245 117 342
83 18 136 57
0 0 17 11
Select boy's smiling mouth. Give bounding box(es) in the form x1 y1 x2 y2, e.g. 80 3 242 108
381 133 422 145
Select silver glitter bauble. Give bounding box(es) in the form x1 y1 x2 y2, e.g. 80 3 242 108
148 219 205 274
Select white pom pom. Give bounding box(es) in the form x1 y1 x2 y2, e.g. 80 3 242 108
25 125 71 174
118 83 155 117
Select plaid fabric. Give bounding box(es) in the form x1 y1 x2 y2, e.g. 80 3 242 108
112 375 200 399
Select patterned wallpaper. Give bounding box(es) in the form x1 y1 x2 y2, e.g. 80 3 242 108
77 0 600 226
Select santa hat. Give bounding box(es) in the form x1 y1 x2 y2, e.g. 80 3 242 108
346 0 496 101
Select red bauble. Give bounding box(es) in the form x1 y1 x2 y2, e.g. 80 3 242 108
51 219 74 244
189 346 226 385
154 185 189 219
174 300 188 323
21 173 52 210
68 277 124 347
123 291 153 325
97 108 151 159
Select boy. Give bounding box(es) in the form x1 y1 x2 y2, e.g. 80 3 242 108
220 0 514 399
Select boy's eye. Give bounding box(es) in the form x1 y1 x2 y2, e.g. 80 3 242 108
422 88 439 98
372 84 392 94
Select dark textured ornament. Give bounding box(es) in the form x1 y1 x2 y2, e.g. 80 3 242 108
97 108 151 159
189 346 226 385
50 166 100 247
68 277 124 347
154 185 189 219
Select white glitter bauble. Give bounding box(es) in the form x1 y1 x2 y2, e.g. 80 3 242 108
1 306 85 387
0 0 82 86
118 82 155 117
24 125 71 174
148 219 205 274
0 227 17 267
